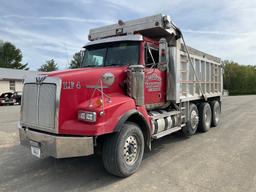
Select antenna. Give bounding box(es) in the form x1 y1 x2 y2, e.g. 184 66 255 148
63 43 70 69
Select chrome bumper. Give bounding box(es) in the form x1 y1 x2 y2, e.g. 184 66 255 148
19 128 94 158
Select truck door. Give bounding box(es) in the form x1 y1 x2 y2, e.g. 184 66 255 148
144 43 166 106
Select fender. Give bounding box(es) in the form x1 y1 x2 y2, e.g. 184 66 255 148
114 109 152 150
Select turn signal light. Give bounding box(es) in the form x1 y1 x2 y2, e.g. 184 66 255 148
96 98 103 107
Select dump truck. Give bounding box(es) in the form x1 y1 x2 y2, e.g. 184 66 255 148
19 14 223 177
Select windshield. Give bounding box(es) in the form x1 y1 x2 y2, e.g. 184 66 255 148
82 41 139 68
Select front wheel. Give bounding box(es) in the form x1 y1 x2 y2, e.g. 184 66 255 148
102 122 144 177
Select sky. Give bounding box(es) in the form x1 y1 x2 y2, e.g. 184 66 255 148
0 0 256 70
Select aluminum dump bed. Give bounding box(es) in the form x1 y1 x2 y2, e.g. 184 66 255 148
177 45 222 102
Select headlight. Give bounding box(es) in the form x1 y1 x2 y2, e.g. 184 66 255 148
78 111 96 122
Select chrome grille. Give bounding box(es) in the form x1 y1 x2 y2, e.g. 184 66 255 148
22 84 38 125
38 84 56 129
21 83 57 132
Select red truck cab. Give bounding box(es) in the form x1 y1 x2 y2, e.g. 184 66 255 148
19 14 222 177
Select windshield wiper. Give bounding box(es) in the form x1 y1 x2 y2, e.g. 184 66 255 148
106 63 122 66
83 65 97 68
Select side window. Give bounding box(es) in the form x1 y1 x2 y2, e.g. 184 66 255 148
145 45 159 67
9 80 15 91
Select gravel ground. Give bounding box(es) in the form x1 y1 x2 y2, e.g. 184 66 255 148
0 95 256 192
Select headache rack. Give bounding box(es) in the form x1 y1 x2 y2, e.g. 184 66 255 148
88 14 180 41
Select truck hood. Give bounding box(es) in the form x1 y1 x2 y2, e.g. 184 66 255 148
46 66 128 132
47 67 126 83
46 66 128 102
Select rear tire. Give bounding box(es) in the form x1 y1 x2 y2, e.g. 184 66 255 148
182 103 199 137
198 102 212 132
102 122 144 177
210 100 220 127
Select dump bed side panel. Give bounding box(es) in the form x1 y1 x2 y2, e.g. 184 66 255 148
167 40 223 103
171 45 222 103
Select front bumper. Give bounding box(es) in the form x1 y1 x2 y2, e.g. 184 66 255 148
19 127 94 158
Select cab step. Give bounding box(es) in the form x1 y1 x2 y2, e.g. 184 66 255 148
181 123 186 127
152 126 182 139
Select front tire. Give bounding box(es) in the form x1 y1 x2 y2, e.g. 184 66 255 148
102 122 144 177
198 102 212 132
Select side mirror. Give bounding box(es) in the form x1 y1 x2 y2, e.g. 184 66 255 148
158 38 169 71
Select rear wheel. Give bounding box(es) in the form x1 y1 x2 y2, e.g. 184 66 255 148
182 103 199 137
102 122 144 177
198 102 212 132
211 100 220 127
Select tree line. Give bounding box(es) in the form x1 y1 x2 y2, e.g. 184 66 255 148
223 60 256 95
1 40 256 95
37 52 82 72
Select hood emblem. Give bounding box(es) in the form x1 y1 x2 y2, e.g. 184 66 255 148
102 72 115 86
36 76 47 85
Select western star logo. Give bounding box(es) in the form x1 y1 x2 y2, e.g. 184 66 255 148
36 76 47 84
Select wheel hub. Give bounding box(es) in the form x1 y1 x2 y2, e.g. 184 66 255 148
205 107 211 126
123 135 138 165
191 110 199 129
215 105 220 122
